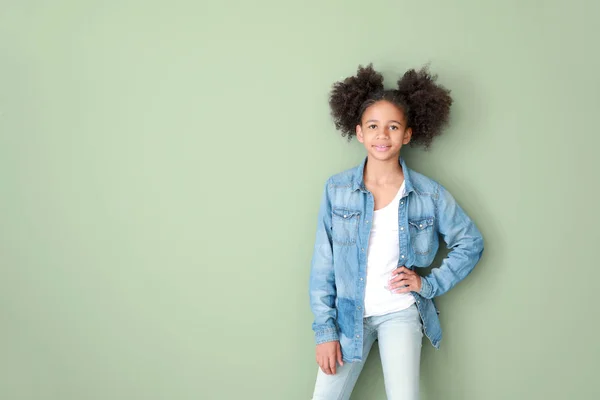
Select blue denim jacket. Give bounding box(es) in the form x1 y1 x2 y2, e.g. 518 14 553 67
309 156 484 362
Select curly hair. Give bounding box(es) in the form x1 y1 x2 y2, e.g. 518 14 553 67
328 64 452 149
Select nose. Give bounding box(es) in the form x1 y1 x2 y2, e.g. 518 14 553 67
377 127 391 138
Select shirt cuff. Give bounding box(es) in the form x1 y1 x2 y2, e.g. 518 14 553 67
418 276 434 299
314 327 339 344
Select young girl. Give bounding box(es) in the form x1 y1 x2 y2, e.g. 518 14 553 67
309 64 484 400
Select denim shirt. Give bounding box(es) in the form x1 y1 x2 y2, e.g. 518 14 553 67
309 156 484 362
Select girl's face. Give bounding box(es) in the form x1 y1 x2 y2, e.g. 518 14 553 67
356 100 412 161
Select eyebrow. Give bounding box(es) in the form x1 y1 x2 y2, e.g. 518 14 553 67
365 119 403 125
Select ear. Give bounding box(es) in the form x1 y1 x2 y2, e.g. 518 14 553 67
403 127 412 145
356 124 364 143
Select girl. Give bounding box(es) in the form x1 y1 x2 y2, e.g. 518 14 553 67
309 64 484 400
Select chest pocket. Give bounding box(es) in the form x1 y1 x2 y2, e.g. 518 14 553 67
408 217 435 255
331 208 361 245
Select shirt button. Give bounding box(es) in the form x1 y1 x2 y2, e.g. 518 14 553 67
419 224 423 228
365 220 369 224
360 278 364 281
401 255 405 258
361 248 365 252
400 201 404 205
400 227 404 230
357 306 361 310
356 335 360 338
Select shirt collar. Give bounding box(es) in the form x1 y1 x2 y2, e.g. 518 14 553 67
351 156 415 195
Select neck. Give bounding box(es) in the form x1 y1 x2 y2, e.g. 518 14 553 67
363 154 404 185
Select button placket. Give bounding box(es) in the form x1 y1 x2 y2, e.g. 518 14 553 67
398 195 408 265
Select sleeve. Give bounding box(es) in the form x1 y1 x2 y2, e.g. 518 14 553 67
308 180 339 344
418 182 485 299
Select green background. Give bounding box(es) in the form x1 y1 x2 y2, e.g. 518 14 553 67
1 1 598 399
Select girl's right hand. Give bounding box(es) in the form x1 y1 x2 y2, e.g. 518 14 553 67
316 341 344 375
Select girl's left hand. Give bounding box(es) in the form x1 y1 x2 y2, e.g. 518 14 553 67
388 266 422 294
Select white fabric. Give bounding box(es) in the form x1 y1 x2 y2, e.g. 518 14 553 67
363 180 416 317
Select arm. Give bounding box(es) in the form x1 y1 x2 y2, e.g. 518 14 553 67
308 180 338 344
418 182 484 299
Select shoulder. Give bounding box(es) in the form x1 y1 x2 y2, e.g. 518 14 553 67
324 165 359 189
406 167 443 199
407 167 461 209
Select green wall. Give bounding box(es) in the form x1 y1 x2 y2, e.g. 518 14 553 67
1 1 598 399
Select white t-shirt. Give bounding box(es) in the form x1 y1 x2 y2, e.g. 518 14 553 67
363 180 416 317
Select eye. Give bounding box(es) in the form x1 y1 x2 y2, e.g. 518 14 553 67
389 125 399 131
368 124 377 129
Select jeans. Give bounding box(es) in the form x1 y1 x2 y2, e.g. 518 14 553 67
312 303 423 400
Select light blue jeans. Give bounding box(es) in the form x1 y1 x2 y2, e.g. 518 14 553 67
312 303 423 400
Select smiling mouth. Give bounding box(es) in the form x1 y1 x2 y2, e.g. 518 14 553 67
373 145 391 152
